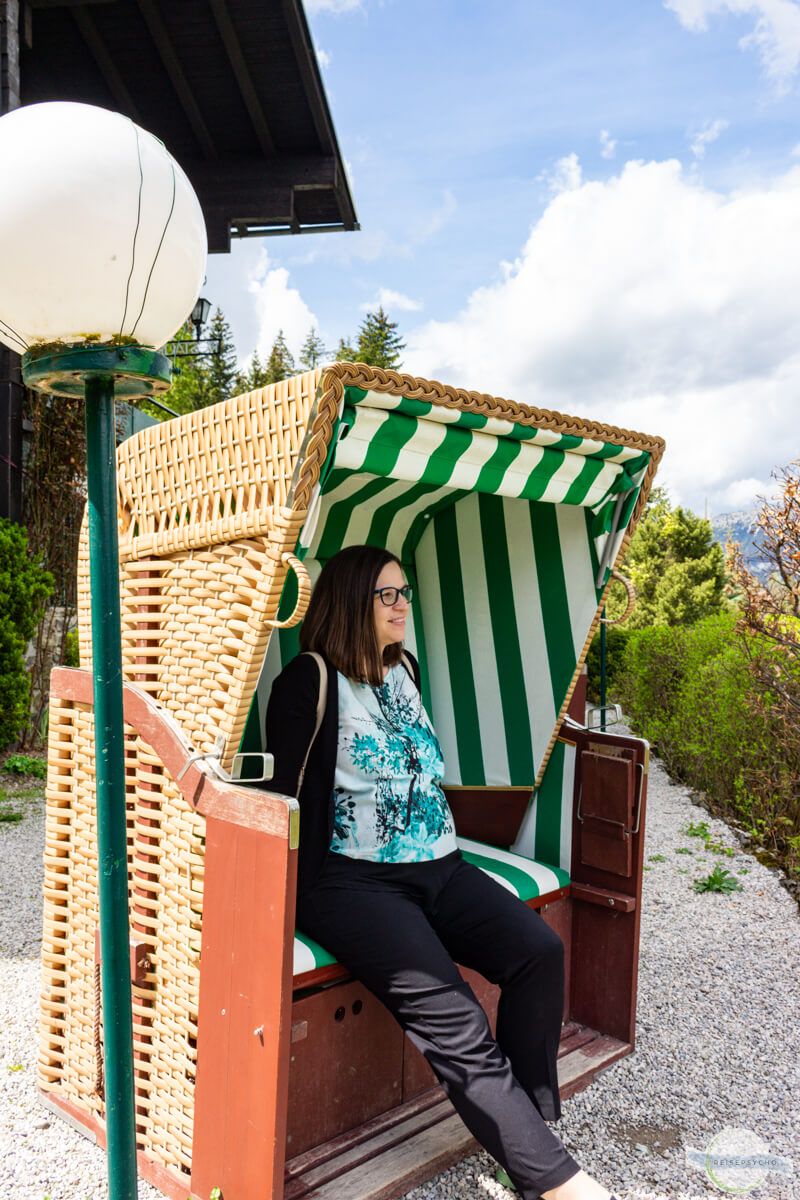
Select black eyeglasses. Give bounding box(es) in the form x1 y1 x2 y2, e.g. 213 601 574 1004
373 584 413 606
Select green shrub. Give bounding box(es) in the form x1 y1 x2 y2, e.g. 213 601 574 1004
585 625 631 704
618 613 770 784
4 753 47 779
63 628 80 668
0 518 53 750
617 612 800 870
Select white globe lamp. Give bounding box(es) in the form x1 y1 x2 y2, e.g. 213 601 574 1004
0 100 207 396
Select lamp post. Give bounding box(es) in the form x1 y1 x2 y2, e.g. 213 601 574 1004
0 101 207 1200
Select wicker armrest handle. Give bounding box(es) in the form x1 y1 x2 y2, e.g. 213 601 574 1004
265 553 312 629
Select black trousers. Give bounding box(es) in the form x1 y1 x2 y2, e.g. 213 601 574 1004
296 849 581 1198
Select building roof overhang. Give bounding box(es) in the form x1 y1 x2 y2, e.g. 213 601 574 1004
19 0 358 252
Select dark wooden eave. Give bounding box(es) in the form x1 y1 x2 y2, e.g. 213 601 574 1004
18 0 358 252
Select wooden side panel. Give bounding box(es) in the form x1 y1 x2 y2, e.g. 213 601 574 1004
538 895 572 1025
578 752 635 877
568 729 648 1046
287 980 405 1158
191 815 297 1200
443 789 531 848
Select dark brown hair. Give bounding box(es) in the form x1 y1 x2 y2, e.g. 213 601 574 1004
299 545 404 685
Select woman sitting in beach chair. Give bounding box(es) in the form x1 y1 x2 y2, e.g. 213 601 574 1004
267 543 620 1200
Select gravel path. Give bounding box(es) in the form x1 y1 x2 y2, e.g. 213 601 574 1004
2 743 798 1200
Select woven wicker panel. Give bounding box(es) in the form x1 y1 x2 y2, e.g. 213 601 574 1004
77 371 320 767
39 699 130 1119
130 741 204 1175
39 700 205 1181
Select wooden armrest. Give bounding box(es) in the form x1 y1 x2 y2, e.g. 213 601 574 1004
50 667 298 841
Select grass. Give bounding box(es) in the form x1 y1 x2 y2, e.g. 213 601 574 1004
0 774 45 827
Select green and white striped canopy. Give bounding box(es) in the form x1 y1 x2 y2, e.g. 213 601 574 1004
246 385 652 870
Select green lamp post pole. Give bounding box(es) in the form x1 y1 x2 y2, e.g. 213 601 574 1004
84 371 138 1200
24 345 173 1200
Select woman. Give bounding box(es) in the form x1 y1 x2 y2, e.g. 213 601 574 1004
266 544 618 1200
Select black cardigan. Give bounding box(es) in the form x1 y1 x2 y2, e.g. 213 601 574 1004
265 650 422 896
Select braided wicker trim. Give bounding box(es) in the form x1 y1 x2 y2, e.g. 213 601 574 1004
292 362 666 514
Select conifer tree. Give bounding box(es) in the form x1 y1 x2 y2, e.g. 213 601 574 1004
334 336 358 361
265 330 296 383
162 320 212 415
205 308 239 406
235 348 272 393
356 307 405 369
614 488 727 627
299 327 328 371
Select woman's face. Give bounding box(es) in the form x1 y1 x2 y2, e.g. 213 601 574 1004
373 560 409 653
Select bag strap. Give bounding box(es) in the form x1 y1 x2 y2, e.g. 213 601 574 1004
296 651 327 798
400 650 420 691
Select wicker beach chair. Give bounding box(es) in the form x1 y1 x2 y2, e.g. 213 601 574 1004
39 363 664 1200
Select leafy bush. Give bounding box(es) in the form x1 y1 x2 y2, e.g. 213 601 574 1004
585 625 631 703
0 518 53 750
617 612 799 875
63 629 80 668
4 753 47 779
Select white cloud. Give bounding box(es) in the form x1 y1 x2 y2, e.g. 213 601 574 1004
316 48 332 69
539 152 583 194
715 475 774 510
361 288 423 313
405 156 800 514
600 130 617 159
690 117 729 158
246 251 318 362
665 0 800 93
305 0 363 12
413 190 457 243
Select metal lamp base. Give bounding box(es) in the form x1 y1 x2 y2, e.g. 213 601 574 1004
21 342 171 399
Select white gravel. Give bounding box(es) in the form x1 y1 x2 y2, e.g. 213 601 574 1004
2 742 798 1200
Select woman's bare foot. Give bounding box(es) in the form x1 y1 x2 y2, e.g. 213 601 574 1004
541 1168 613 1200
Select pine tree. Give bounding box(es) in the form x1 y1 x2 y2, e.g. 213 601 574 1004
614 488 727 628
299 327 328 371
161 320 212 415
235 348 272 393
356 307 404 369
205 308 239 406
264 330 296 383
334 336 358 361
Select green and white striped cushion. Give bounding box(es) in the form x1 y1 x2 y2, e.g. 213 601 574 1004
293 929 337 977
457 837 570 899
292 839 571 978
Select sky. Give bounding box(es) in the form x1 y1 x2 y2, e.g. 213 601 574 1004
205 0 800 517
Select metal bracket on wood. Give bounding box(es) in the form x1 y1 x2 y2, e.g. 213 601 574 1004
176 731 274 785
586 703 622 728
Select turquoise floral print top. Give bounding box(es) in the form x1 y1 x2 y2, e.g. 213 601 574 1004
331 662 457 863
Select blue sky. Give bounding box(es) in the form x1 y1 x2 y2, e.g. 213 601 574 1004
206 0 800 515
